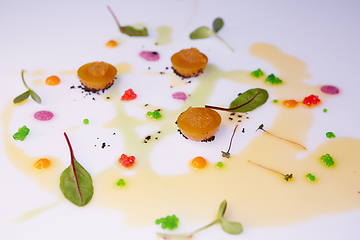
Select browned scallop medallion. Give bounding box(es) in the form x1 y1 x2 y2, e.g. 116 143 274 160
171 48 208 78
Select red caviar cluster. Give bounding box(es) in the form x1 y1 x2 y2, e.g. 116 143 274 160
119 154 135 168
121 88 137 101
302 94 321 106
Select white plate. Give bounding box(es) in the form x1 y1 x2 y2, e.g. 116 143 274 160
1 0 360 239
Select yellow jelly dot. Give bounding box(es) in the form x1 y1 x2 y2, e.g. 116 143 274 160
191 156 207 169
34 158 51 170
45 76 60 86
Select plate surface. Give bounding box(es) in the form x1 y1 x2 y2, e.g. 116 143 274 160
1 0 360 239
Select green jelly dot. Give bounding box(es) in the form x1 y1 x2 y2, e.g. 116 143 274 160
273 99 278 103
320 153 334 167
323 108 328 113
216 162 224 168
306 173 316 182
326 132 336 138
13 125 30 141
83 119 89 124
116 178 125 187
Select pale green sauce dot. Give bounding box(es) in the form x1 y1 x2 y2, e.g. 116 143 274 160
83 119 89 124
323 108 328 113
216 162 224 168
273 99 278 103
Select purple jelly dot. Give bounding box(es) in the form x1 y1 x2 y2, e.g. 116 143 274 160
34 111 54 121
320 85 339 95
139 51 160 61
172 92 187 101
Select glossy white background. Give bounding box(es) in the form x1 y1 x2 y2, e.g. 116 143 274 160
1 0 360 239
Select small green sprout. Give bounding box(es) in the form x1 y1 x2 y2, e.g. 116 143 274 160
13 70 41 104
157 200 242 239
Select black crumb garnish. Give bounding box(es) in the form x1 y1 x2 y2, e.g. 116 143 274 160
229 117 233 121
145 135 151 140
242 128 245 133
165 67 169 70
148 67 151 70
70 85 75 89
145 103 149 106
152 51 158 54
113 132 116 135
160 72 165 74
106 97 110 99
101 142 106 149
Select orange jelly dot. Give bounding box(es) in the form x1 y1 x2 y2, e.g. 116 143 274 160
45 75 60 86
34 158 51 170
191 156 207 169
283 99 298 108
106 40 118 48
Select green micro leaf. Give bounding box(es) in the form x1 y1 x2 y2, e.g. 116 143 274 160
212 18 224 33
13 70 41 104
119 25 148 36
217 200 227 218
60 132 94 207
108 6 148 37
13 90 30 104
30 90 41 103
220 218 243 235
190 26 213 39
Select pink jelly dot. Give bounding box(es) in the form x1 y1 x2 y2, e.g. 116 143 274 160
34 111 54 121
139 51 160 61
320 85 339 95
172 92 187 101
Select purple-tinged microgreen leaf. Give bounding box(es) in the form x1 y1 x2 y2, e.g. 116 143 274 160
190 18 233 52
221 125 238 158
60 132 94 207
156 200 242 239
212 18 224 33
13 70 41 104
206 88 268 113
248 160 293 181
257 124 306 150
107 6 148 37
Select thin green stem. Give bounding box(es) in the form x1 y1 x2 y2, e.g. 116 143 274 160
157 219 220 239
21 70 31 90
213 32 234 52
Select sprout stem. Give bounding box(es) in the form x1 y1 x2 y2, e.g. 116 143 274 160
257 124 306 150
213 32 234 52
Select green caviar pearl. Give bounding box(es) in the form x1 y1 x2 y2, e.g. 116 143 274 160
265 73 283 84
273 99 278 103
216 162 224 168
251 69 264 78
306 173 316 182
83 119 89 124
326 132 336 138
116 179 125 187
147 110 162 120
320 153 334 167
156 215 179 230
323 108 328 113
